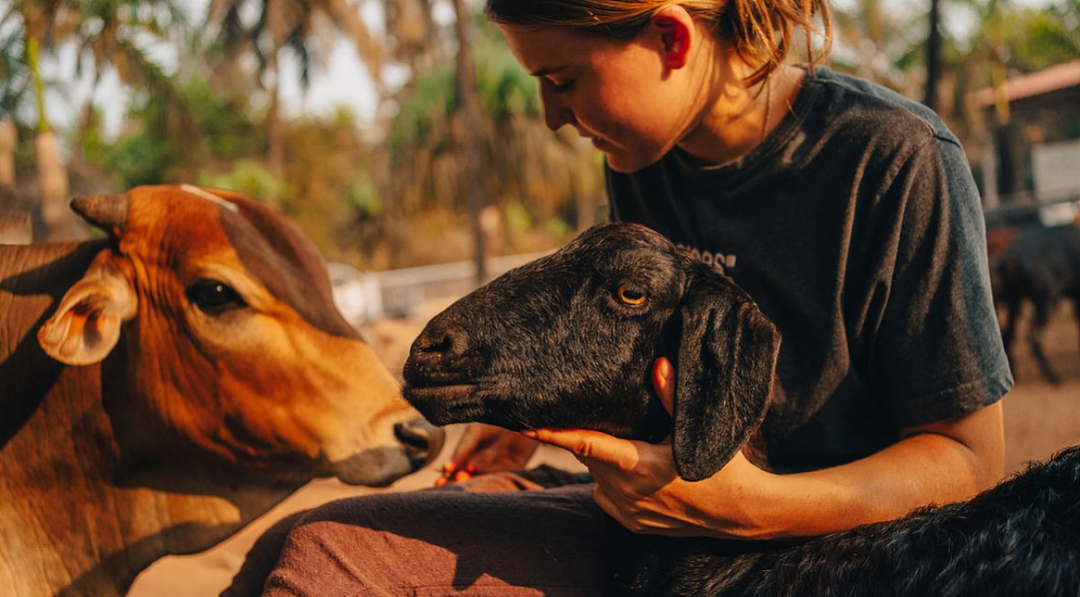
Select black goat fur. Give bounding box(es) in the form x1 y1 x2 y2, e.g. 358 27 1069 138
992 223 1080 384
404 222 1080 597
611 446 1080 597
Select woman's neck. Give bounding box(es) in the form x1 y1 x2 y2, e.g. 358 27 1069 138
678 58 805 167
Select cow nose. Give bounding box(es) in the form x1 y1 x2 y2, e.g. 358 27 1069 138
395 419 445 468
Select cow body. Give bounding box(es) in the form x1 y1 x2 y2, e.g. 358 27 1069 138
0 185 441 597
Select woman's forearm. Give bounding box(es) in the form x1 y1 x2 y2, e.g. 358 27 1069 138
747 402 1005 539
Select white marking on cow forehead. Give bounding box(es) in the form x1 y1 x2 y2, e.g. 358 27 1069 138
180 184 240 213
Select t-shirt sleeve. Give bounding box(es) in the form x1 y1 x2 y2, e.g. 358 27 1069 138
870 137 1013 428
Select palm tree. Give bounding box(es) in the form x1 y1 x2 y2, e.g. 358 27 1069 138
385 0 440 74
0 117 15 190
384 16 603 261
925 0 943 111
71 0 191 141
8 0 74 239
1 1 188 239
0 27 26 191
451 0 487 282
831 0 923 93
205 0 384 188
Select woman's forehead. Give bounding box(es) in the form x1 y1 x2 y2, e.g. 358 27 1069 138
498 24 609 73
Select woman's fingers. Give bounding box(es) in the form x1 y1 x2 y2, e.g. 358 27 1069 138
523 428 641 470
651 356 675 416
438 424 539 485
448 423 488 469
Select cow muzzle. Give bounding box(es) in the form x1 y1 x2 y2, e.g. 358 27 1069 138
395 418 445 470
327 418 444 487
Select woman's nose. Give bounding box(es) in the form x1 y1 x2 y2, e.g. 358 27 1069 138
540 81 574 131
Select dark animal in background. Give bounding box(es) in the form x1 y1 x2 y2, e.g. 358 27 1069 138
991 223 1080 384
404 222 1080 597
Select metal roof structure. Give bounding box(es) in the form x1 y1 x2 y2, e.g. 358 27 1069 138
973 59 1080 107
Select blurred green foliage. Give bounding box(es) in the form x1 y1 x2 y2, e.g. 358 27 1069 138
1 0 1077 269
384 16 601 255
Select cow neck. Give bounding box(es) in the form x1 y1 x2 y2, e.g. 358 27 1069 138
0 241 119 597
1 337 300 597
0 241 299 597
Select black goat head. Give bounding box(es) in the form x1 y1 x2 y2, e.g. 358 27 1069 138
403 222 781 481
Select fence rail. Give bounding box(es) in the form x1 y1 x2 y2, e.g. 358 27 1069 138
334 250 554 322
339 194 1080 323
984 194 1080 225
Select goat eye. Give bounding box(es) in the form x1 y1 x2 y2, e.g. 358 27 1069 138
617 285 647 307
187 279 246 314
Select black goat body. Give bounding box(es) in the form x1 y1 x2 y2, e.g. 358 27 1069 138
612 445 1080 597
404 222 1080 597
992 223 1080 384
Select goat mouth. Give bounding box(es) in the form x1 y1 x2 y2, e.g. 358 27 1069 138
402 386 489 427
403 383 476 398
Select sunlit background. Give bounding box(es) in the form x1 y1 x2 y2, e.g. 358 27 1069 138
1 1 1078 595
3 0 1077 271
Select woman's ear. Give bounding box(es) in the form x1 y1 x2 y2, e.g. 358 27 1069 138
671 276 780 481
649 5 694 70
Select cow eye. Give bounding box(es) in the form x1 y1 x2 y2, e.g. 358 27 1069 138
617 284 647 307
187 279 247 313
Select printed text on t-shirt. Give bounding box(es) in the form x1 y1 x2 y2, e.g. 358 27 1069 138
677 243 737 274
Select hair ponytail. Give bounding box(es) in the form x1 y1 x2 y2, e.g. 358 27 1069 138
720 0 831 84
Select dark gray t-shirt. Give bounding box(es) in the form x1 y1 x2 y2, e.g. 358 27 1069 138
607 67 1013 473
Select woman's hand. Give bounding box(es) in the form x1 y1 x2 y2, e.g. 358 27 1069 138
436 423 540 486
526 357 1007 540
523 357 779 539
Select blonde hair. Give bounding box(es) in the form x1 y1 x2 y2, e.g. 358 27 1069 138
485 0 832 85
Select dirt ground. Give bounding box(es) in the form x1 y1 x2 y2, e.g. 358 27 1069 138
128 302 1080 597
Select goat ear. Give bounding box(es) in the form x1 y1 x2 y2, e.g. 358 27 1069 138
38 260 137 366
672 279 780 481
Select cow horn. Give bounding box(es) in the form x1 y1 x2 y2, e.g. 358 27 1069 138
71 193 129 233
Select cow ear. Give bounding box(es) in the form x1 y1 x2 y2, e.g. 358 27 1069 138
38 262 137 366
671 278 780 481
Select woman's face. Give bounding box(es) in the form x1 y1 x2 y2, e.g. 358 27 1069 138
498 22 703 173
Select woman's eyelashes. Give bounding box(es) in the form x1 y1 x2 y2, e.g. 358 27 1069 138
544 77 575 92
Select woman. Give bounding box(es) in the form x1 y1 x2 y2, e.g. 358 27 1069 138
226 1 1011 595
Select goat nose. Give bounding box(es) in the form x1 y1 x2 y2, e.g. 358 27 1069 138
412 326 470 360
394 419 445 468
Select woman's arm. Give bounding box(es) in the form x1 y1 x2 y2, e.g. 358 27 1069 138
526 360 1005 540
759 399 1004 538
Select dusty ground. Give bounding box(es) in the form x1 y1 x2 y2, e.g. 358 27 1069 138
996 303 1080 472
128 302 1080 597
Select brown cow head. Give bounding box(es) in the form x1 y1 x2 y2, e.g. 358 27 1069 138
37 185 440 487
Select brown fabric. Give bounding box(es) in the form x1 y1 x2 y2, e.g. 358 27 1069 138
222 467 609 597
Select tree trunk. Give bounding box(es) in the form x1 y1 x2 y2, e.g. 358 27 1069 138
988 31 1014 198
452 0 487 285
35 131 73 240
924 0 942 112
0 211 32 244
26 33 73 240
0 117 17 189
265 51 285 208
